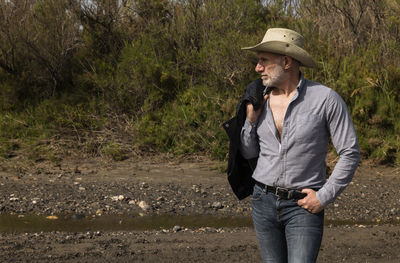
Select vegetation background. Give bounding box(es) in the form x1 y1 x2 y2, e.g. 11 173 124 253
0 0 399 167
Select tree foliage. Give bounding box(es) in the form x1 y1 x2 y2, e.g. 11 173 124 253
0 0 399 164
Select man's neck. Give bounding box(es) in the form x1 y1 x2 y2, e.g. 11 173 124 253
272 71 300 97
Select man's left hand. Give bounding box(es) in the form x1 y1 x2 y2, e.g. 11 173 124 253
297 189 323 214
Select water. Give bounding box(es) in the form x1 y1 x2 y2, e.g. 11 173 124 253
1 214 397 233
0 214 253 233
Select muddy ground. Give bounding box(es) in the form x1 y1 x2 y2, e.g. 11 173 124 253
1 155 400 262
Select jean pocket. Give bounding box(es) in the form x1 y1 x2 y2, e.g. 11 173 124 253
251 185 263 201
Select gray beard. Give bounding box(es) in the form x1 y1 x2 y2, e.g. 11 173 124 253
262 65 285 87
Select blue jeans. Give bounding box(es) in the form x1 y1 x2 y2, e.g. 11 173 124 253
252 184 324 263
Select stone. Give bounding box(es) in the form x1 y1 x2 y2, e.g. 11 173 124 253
173 225 182 232
212 202 223 209
138 201 150 211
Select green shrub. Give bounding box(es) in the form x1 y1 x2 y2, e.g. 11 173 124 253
0 0 400 164
101 142 126 161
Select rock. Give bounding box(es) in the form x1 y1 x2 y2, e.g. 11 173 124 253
216 228 225 233
138 201 150 211
212 202 223 209
111 195 125 201
173 225 182 232
192 185 200 193
78 186 86 191
128 200 136 205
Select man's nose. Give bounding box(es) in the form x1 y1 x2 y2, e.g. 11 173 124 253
255 63 264 72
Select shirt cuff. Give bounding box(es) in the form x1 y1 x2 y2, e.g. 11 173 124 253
244 118 258 130
316 187 332 208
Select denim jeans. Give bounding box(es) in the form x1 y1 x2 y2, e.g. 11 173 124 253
252 184 324 263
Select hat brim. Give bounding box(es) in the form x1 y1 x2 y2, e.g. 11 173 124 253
242 41 317 68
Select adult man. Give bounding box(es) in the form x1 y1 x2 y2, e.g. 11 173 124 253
237 28 360 262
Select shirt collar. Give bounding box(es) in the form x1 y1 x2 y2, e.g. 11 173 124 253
296 72 306 92
289 72 305 103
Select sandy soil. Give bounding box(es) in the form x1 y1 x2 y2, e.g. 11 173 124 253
1 155 400 262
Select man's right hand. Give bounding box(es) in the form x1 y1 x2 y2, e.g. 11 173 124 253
246 95 268 124
244 78 270 124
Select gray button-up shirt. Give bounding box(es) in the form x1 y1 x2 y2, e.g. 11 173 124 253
240 74 360 207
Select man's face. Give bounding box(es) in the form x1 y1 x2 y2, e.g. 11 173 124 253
255 52 285 87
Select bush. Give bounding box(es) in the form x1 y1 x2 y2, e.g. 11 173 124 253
0 0 399 164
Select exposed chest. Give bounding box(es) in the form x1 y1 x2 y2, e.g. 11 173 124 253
269 97 292 138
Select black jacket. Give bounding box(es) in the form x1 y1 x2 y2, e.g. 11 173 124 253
222 79 269 200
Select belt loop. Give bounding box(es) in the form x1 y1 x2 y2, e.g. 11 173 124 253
287 189 294 199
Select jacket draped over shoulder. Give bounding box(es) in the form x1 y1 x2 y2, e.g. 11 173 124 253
223 90 260 200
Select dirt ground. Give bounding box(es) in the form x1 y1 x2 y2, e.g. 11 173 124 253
1 154 400 262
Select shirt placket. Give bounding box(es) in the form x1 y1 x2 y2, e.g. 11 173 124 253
274 89 299 187
278 121 289 185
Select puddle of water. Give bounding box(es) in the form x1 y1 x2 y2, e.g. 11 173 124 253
1 214 397 233
325 219 400 226
0 214 253 233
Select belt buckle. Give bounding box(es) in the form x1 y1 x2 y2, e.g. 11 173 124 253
275 187 293 200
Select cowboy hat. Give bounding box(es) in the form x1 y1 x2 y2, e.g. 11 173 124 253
242 28 317 68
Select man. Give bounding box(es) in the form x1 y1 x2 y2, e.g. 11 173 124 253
234 28 360 262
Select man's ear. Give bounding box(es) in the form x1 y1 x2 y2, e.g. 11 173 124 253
283 56 299 70
283 56 292 70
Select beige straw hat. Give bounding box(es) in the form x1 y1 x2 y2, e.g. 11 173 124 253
242 28 317 68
